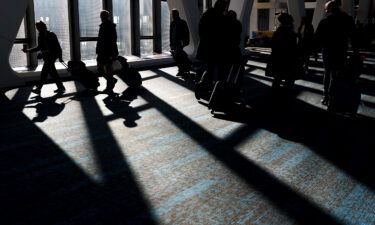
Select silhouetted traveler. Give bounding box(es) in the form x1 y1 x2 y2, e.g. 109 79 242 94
197 0 230 79
23 21 65 94
97 10 119 93
226 10 243 64
315 0 357 105
170 9 191 76
268 13 299 90
298 16 316 71
196 0 229 65
195 0 230 100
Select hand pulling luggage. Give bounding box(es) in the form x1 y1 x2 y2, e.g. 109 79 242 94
208 64 244 112
62 61 99 90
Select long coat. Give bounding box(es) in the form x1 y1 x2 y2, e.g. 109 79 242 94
96 20 119 63
269 25 300 80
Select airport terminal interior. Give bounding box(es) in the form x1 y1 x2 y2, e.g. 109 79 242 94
1 0 375 224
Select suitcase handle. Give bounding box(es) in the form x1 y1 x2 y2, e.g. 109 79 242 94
226 64 242 84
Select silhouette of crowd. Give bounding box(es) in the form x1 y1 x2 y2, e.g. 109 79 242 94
22 0 372 117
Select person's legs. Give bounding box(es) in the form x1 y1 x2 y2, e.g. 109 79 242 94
46 59 65 91
322 52 332 105
173 48 190 76
97 56 117 92
103 63 117 91
38 63 51 89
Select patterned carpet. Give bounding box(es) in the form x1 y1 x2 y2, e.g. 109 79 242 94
0 52 374 225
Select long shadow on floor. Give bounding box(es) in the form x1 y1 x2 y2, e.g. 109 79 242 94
229 73 375 189
72 82 157 224
150 68 374 222
138 83 341 225
0 87 157 225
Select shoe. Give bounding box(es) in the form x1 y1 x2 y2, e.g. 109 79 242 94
321 96 329 106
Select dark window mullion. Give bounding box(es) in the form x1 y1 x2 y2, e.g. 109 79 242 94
131 0 141 56
79 37 99 42
14 38 29 44
153 0 161 53
140 36 156 39
68 0 81 61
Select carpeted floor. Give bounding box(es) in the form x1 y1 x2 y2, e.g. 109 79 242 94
0 51 374 225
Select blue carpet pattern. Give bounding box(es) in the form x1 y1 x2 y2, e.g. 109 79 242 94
0 49 374 225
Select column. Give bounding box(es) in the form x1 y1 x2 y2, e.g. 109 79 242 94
312 0 326 29
0 0 28 88
229 0 255 51
357 0 372 24
287 0 306 30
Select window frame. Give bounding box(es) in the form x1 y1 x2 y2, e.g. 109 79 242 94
12 0 169 70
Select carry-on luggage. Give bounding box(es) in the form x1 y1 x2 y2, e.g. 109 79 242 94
172 48 191 74
62 61 99 90
328 54 364 115
208 64 244 112
195 69 213 100
114 56 142 88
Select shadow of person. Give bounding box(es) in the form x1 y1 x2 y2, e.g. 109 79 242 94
26 95 66 122
103 89 141 128
214 80 375 190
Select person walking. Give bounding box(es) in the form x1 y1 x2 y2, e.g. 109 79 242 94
297 16 316 71
96 10 119 93
23 21 66 94
268 13 299 90
315 0 358 105
170 9 190 77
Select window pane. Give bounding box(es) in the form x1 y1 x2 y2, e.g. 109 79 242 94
113 0 131 56
10 20 27 68
34 0 71 61
161 2 170 52
140 0 153 36
16 19 26 39
80 41 97 61
257 9 270 31
10 44 28 69
79 0 103 37
141 39 153 55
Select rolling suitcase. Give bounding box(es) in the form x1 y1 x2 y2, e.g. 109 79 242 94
119 67 142 88
208 64 244 112
62 61 99 90
115 56 142 88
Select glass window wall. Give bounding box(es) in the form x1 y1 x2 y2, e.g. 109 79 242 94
34 0 71 61
113 0 131 56
140 0 153 36
161 1 170 53
10 20 28 69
